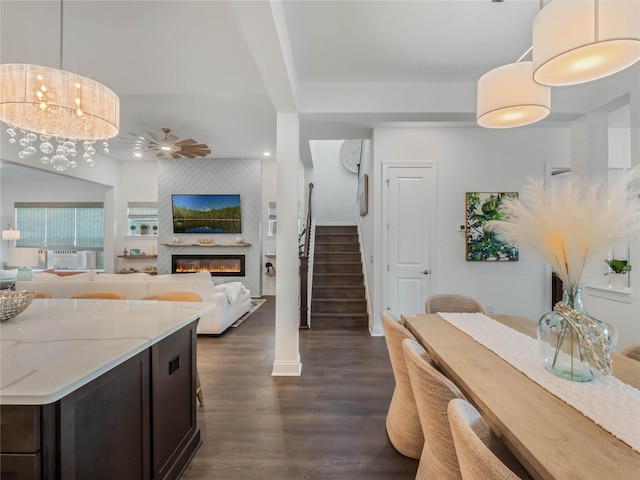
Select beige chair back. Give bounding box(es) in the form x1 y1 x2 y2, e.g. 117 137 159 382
448 399 532 480
34 291 52 299
142 291 202 302
621 344 640 362
380 311 424 459
71 291 126 300
425 294 484 314
403 338 465 480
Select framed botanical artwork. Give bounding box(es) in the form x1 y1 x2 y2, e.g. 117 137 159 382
358 174 369 216
465 192 519 261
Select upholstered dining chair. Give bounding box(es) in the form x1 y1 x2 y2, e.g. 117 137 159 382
142 291 204 405
403 338 465 480
380 311 424 459
425 294 485 314
71 291 126 300
621 344 640 362
34 291 52 299
142 291 203 302
448 399 532 480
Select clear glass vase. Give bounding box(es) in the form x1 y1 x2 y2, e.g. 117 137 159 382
537 284 609 382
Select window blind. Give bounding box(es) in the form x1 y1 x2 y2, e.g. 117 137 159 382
15 203 104 249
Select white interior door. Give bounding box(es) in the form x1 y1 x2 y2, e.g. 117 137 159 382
386 165 435 316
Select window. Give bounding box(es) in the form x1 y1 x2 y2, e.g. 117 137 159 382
15 202 104 250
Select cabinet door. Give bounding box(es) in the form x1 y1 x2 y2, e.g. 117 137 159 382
58 350 151 480
151 321 200 480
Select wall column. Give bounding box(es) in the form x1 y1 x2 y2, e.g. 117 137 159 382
570 113 609 179
272 113 302 376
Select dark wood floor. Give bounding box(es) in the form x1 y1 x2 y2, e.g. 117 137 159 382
182 296 418 479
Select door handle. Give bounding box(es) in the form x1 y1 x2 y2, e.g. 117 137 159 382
422 269 430 275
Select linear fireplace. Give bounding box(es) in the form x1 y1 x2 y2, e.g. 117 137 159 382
172 254 245 277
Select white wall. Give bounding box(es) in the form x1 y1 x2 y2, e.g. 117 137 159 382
357 139 375 331
369 126 573 334
0 168 111 266
309 140 358 225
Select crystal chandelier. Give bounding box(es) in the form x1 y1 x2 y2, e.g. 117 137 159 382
0 2 119 171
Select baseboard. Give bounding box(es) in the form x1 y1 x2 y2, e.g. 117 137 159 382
271 360 302 376
370 324 384 336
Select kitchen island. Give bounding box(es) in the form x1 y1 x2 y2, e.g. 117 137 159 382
1 298 215 480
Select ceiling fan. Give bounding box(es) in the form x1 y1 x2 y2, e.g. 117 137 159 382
120 128 211 159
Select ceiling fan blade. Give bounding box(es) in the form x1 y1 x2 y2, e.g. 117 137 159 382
181 151 198 159
185 145 211 154
175 138 197 147
156 151 166 158
170 151 181 159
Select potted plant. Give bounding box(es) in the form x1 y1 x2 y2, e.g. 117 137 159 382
130 225 137 235
139 224 150 235
152 225 158 235
605 259 630 289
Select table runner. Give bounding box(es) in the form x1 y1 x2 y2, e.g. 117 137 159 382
438 312 640 453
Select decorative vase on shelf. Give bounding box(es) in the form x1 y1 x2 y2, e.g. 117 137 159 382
607 273 627 290
537 284 610 383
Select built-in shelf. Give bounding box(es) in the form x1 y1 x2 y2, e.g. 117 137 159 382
161 243 252 247
125 235 158 239
265 254 276 258
585 284 632 304
117 255 157 259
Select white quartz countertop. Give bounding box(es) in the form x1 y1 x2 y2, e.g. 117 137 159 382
0 298 215 405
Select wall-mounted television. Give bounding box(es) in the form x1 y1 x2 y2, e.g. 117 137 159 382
172 194 241 234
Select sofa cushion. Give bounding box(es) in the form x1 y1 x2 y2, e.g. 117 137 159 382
33 272 64 281
93 273 150 282
214 281 245 303
148 272 212 283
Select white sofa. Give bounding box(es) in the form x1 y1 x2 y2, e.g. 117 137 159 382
15 271 251 334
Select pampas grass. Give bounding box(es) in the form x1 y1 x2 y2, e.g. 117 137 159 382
487 166 640 287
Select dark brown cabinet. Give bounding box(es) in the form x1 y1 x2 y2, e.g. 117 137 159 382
0 321 200 480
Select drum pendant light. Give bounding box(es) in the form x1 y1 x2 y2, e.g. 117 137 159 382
533 0 640 86
477 61 551 128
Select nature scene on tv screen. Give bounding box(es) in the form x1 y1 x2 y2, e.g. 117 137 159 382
172 194 241 233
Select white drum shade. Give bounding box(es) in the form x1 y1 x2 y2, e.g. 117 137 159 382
477 62 551 128
533 0 640 86
0 64 119 140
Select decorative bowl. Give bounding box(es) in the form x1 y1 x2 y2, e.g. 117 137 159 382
0 290 36 322
196 237 213 245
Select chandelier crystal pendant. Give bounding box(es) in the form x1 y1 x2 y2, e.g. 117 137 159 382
533 0 640 86
0 64 119 171
477 61 551 128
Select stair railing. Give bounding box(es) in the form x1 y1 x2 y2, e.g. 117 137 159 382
299 183 314 328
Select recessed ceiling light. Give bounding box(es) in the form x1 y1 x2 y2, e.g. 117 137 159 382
134 152 142 157
263 152 271 157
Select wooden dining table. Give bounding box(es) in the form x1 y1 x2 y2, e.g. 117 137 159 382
401 313 640 480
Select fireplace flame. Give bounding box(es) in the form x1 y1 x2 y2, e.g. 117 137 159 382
175 265 241 274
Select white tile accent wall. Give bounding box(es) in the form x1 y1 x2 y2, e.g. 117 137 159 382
157 158 262 295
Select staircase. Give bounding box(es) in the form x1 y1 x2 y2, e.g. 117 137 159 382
311 225 368 328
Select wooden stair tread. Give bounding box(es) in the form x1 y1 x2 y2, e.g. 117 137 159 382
313 298 366 303
310 225 367 329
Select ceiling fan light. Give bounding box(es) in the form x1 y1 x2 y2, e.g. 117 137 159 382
161 145 172 151
477 61 551 128
533 0 640 86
